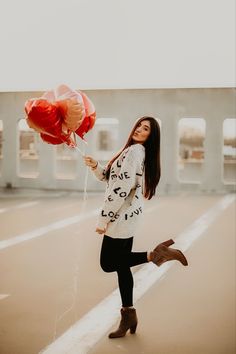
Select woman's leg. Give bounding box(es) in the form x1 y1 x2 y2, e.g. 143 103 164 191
117 266 134 307
100 236 188 339
100 235 148 270
100 235 118 272
100 235 148 307
118 236 149 268
100 236 140 339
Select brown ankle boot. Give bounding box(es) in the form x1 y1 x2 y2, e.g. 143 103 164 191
150 239 188 267
109 308 138 339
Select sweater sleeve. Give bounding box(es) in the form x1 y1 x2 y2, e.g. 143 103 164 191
96 147 141 229
92 162 107 182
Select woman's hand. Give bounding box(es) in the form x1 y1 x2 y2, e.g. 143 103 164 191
95 227 106 235
83 156 98 170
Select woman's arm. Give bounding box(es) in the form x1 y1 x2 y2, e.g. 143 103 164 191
83 156 107 181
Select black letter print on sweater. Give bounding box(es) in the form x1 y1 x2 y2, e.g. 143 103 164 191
125 207 143 220
110 167 117 180
101 209 119 221
116 150 128 168
118 171 130 180
135 184 141 199
107 195 114 202
101 210 114 217
113 187 127 198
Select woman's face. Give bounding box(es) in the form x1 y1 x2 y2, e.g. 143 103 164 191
132 120 151 144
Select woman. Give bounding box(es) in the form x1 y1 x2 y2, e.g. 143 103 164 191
83 116 188 339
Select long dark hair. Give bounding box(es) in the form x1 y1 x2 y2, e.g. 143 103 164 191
106 116 161 200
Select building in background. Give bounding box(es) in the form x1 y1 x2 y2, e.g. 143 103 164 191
0 88 235 193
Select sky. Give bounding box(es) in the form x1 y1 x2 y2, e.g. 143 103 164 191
0 0 235 91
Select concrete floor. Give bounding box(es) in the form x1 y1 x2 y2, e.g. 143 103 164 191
0 190 235 354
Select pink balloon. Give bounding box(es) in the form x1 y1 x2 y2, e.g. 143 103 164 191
41 90 56 102
79 91 95 116
75 91 96 139
55 84 85 132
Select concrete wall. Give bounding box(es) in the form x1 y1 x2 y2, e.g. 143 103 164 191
0 88 235 194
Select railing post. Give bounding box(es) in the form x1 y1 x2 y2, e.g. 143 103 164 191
39 141 56 189
202 117 224 192
1 119 19 188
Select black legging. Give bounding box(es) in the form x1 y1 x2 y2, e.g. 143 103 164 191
100 235 148 307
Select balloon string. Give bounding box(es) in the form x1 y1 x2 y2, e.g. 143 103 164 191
81 142 89 203
71 136 89 203
67 137 89 206
73 145 84 157
52 138 89 340
52 268 79 341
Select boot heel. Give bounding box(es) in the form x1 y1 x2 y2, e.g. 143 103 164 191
162 239 175 247
177 250 188 266
130 324 137 334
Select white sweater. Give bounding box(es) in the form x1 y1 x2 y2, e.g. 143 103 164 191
93 143 145 239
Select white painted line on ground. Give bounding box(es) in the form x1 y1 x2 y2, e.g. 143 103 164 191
0 294 10 301
0 200 39 214
174 194 236 251
39 194 235 354
15 201 40 209
0 197 164 251
46 201 84 214
0 209 99 251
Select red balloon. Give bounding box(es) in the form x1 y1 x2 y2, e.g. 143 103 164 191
25 99 62 136
25 98 72 145
40 133 64 145
75 113 96 139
